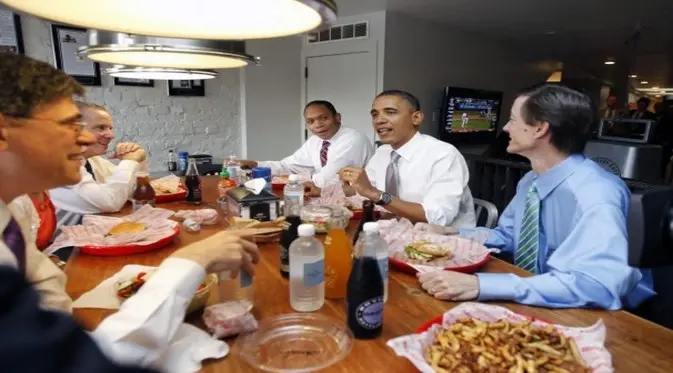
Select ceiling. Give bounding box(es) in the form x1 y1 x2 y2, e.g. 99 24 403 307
337 0 673 89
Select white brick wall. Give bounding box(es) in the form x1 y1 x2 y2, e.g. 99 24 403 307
19 15 243 172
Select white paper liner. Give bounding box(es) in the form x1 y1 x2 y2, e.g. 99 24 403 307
45 205 177 254
151 174 182 194
378 219 494 271
387 302 614 373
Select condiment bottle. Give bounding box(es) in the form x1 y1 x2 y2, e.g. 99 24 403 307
324 208 352 299
132 174 156 210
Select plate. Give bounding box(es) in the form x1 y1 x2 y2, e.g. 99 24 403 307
236 313 353 373
416 312 549 334
389 254 490 275
79 226 180 256
155 185 187 203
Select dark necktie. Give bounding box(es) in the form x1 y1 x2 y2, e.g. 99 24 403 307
320 141 330 167
84 160 96 181
4 217 26 272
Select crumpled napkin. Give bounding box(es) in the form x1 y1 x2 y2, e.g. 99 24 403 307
244 178 266 195
74 265 229 373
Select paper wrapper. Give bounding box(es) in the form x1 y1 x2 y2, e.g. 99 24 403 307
387 303 614 373
174 209 219 225
379 219 494 271
73 264 155 309
309 182 386 212
151 174 182 194
45 205 177 254
203 301 259 339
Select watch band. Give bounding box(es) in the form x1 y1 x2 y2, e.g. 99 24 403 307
375 191 393 206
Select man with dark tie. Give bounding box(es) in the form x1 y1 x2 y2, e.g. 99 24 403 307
0 52 260 372
237 100 374 190
49 101 148 230
416 84 655 310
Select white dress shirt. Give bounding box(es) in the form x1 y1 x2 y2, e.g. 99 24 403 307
365 132 476 228
50 156 144 228
1 198 72 312
259 126 374 188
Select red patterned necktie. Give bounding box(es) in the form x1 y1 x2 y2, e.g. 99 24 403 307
320 141 330 167
4 217 26 272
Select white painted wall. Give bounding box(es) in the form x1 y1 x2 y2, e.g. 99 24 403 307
384 12 553 140
244 36 303 161
19 15 243 172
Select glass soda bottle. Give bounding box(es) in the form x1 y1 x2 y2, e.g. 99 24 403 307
347 222 385 339
132 174 156 211
352 200 376 245
324 208 352 299
289 224 325 312
185 158 202 204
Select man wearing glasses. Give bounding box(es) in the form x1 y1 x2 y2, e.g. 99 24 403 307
0 53 261 372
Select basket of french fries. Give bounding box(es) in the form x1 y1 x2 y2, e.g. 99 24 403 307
387 303 613 373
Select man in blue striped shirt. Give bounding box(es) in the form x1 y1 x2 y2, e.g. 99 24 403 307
418 84 655 310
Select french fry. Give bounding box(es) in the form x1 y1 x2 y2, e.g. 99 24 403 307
423 318 591 373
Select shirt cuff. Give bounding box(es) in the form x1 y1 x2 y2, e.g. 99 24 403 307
134 258 205 302
476 273 519 301
458 228 491 245
116 159 140 173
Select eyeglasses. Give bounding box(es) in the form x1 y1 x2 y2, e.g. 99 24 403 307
9 115 86 134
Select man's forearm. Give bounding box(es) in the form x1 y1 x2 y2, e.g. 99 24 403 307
360 188 427 223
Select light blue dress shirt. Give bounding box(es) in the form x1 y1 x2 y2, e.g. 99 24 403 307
461 155 655 310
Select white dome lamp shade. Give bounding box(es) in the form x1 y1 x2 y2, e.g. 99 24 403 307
0 0 337 40
78 31 260 70
105 66 218 81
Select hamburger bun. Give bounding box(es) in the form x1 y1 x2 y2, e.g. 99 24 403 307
108 222 146 236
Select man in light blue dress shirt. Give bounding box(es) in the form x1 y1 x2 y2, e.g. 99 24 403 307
418 84 655 310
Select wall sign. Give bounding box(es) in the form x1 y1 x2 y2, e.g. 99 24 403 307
0 7 23 54
51 24 101 86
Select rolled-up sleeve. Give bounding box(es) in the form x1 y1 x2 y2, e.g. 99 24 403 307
422 154 468 225
476 203 655 309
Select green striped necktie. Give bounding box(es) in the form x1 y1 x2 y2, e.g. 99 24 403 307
514 183 540 273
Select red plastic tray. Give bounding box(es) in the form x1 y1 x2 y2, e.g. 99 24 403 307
389 254 490 275
416 312 549 334
155 185 187 203
79 226 180 256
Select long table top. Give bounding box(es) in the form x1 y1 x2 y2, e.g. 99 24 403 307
65 177 673 372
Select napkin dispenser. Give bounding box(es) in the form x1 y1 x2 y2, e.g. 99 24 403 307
226 187 280 221
626 181 673 268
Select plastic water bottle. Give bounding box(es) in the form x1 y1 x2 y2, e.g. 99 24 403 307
283 174 304 216
354 222 389 302
218 270 254 310
289 224 325 312
225 155 241 184
347 222 385 339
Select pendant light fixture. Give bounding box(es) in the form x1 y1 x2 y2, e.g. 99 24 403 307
1 0 337 39
79 31 260 70
105 66 218 81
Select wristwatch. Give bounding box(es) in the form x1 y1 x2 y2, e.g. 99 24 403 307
374 191 393 206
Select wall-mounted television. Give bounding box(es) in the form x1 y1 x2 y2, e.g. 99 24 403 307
439 86 503 145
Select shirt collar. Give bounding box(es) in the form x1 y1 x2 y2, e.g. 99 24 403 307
323 126 345 144
533 154 585 199
393 132 422 161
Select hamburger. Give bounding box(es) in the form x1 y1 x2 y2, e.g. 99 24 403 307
404 240 453 262
107 222 146 236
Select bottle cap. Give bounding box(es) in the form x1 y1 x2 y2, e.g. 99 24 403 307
363 222 379 233
179 151 189 157
288 174 299 182
297 224 315 237
220 169 230 178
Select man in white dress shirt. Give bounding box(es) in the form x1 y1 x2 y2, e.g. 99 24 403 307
0 52 260 372
238 100 374 189
50 102 147 229
340 90 476 228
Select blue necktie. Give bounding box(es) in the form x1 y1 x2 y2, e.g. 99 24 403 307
4 217 26 272
514 183 540 274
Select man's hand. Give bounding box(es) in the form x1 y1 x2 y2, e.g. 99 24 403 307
114 142 146 162
237 160 258 169
305 181 321 197
171 231 260 277
415 223 458 235
339 166 379 200
417 271 479 301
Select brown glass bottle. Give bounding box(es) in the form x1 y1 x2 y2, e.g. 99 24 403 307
352 200 376 245
132 176 156 210
185 158 202 204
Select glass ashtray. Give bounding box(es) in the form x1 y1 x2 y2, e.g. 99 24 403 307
236 313 353 372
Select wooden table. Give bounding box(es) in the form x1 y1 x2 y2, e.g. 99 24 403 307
66 177 673 372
